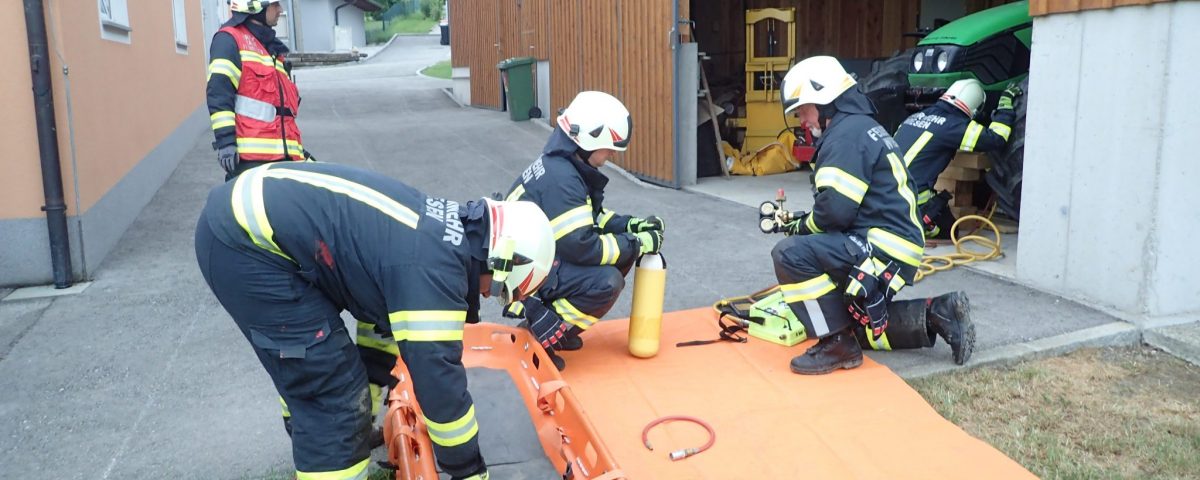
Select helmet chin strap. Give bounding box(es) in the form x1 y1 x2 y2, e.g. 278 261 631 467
487 237 516 301
576 147 594 163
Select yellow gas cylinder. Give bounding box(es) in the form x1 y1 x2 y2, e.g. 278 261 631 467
628 253 667 358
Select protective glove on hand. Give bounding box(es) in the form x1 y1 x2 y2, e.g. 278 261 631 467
781 212 811 236
635 230 663 255
997 83 1023 110
628 215 665 233
217 145 239 174
523 307 568 352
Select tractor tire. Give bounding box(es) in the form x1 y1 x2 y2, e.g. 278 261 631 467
984 77 1028 220
860 49 914 134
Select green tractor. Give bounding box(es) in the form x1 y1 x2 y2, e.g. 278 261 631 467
863 1 1032 219
907 1 1032 109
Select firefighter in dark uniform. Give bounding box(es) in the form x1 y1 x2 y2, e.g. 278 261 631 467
766 56 976 375
194 161 555 480
503 91 664 368
206 0 307 181
893 78 1023 237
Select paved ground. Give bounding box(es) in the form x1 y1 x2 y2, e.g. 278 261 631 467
0 35 1175 479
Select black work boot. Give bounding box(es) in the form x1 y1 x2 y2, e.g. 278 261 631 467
927 291 975 365
789 330 863 375
557 328 584 351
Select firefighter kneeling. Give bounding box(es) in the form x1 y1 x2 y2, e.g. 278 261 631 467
764 56 975 375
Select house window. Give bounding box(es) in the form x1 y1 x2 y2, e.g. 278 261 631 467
172 0 188 53
98 0 131 43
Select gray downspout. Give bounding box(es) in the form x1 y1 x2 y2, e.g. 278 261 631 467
22 0 73 289
334 0 353 25
670 0 680 188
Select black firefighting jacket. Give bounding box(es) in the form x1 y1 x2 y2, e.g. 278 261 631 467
202 161 483 473
797 88 926 270
893 100 1015 200
505 129 639 268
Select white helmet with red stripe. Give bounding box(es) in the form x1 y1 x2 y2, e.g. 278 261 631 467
229 0 280 14
556 91 632 152
485 199 555 306
940 79 985 116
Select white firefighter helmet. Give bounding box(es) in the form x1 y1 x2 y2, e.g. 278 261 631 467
940 79 985 116
229 0 280 14
556 91 632 152
484 199 555 306
780 56 857 114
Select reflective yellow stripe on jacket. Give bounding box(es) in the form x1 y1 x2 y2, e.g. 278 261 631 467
210 111 236 130
231 165 421 260
959 122 985 151
424 405 480 447
550 205 593 240
884 151 923 238
239 49 289 76
903 131 933 166
388 310 466 342
236 138 306 157
356 320 399 356
814 167 868 204
780 274 837 303
989 121 1012 141
207 58 241 88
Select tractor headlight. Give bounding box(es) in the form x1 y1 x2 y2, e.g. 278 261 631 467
937 51 950 72
912 51 924 72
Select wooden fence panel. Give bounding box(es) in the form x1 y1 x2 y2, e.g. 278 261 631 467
450 0 502 108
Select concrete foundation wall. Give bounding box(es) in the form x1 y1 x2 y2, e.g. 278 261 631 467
1018 2 1200 318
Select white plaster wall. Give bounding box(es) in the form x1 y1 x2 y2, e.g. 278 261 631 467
298 0 367 52
1018 2 1200 318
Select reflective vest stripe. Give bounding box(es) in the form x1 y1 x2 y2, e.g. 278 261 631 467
780 274 836 304
868 227 923 267
356 321 398 356
597 209 616 229
505 184 526 202
989 122 1012 141
388 310 466 342
884 152 923 241
235 94 278 123
263 168 420 228
230 166 294 262
598 234 620 265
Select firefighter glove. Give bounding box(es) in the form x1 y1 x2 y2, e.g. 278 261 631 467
217 145 239 173
635 230 663 255
782 212 812 236
628 215 665 233
998 83 1023 110
524 309 568 352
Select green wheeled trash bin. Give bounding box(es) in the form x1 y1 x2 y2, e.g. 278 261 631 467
497 57 537 121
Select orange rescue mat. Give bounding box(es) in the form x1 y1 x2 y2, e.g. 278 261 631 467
383 323 627 480
386 310 1036 479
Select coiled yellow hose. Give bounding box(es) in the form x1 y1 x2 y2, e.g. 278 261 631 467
915 205 1004 282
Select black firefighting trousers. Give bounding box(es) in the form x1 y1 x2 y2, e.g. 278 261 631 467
195 217 372 475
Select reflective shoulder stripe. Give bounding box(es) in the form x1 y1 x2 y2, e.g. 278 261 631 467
959 122 985 151
552 298 599 330
596 209 616 229
388 310 466 342
424 405 480 447
550 205 594 240
230 165 295 262
296 458 369 480
239 49 275 67
206 58 241 88
884 152 923 235
505 184 526 202
598 234 620 265
237 138 286 155
989 121 1013 141
356 320 399 356
865 328 892 351
209 111 236 130
235 94 278 123
813 166 868 204
903 131 934 166
868 228 923 267
263 169 420 228
779 274 836 303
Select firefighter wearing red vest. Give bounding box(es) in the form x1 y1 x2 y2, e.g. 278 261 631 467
206 0 306 181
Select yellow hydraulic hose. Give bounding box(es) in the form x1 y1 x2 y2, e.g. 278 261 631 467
915 203 1003 282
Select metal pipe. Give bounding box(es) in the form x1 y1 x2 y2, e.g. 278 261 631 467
670 0 681 189
22 0 73 288
334 0 353 26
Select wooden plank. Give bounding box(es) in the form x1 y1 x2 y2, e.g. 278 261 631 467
950 152 993 169
941 166 980 181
